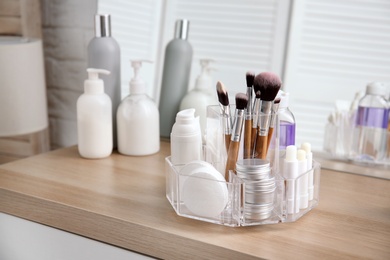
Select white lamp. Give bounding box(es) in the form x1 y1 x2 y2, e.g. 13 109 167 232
0 36 48 137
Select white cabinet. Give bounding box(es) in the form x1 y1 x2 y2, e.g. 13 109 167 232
0 213 154 260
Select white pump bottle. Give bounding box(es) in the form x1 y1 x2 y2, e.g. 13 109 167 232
180 59 218 139
77 68 113 159
117 60 160 156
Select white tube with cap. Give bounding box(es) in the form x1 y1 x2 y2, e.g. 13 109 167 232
301 142 314 200
298 149 308 209
283 145 298 214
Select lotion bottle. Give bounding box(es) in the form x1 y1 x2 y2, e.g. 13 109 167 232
117 60 160 156
159 19 193 138
180 59 218 140
77 68 112 159
88 14 121 147
170 108 202 165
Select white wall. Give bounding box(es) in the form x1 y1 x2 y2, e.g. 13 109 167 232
41 0 390 151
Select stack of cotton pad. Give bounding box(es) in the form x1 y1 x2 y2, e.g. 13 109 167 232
179 161 229 218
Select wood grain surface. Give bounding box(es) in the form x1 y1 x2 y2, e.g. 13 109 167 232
0 141 389 259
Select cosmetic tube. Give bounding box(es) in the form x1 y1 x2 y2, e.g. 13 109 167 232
301 143 313 200
283 145 298 214
298 149 308 210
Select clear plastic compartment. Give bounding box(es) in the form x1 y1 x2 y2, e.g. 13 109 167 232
166 157 320 226
166 105 321 226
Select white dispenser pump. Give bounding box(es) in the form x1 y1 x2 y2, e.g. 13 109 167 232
84 68 110 94
77 68 113 159
117 60 160 156
195 59 215 91
179 59 218 141
130 60 152 94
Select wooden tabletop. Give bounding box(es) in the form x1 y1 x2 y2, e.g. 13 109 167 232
0 141 389 259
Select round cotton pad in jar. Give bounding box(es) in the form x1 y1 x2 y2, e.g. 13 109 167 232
181 164 228 218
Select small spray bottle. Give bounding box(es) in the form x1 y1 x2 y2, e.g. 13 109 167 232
117 60 160 156
77 68 112 159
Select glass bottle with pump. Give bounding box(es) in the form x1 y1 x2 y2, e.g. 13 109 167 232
350 82 389 162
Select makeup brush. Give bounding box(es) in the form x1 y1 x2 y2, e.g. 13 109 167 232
216 81 232 151
225 93 248 181
244 72 255 159
266 97 281 152
251 89 261 157
254 72 281 159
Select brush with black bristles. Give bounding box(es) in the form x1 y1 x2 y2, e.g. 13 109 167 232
216 81 232 151
225 93 248 181
254 72 282 159
244 71 255 159
266 97 281 152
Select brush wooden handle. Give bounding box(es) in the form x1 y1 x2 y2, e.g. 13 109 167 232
266 127 274 153
224 134 231 152
255 135 268 159
243 119 252 159
225 141 240 181
250 126 257 156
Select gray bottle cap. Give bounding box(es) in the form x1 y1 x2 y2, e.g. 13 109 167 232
174 19 190 40
95 14 111 37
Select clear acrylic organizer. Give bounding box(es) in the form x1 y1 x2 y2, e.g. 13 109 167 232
166 105 321 227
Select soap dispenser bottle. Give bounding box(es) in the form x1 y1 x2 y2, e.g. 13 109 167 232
88 14 121 147
117 60 160 156
180 59 218 138
159 19 193 138
77 68 112 159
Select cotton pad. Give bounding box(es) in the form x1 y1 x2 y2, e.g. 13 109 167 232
179 160 212 194
181 164 228 218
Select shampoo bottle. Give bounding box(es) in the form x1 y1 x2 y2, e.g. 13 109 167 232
180 59 218 139
117 60 160 156
159 19 193 138
77 68 112 159
88 14 121 147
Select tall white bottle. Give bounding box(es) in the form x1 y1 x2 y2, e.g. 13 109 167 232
180 59 218 139
77 68 112 159
88 14 121 148
117 60 160 156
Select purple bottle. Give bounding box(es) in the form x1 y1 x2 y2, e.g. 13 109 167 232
278 92 296 152
351 82 389 162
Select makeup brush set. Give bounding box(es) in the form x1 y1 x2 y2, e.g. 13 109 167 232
166 71 321 227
